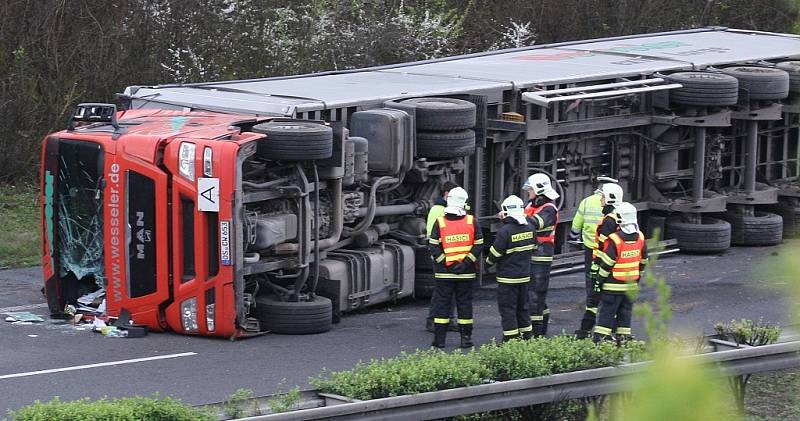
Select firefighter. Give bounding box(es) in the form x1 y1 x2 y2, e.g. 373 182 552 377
574 182 624 339
486 195 536 342
523 173 560 337
592 202 648 344
568 176 619 298
425 181 460 333
428 187 483 348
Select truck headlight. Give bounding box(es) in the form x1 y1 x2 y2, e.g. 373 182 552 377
205 303 215 331
178 142 196 181
203 147 213 177
181 297 198 332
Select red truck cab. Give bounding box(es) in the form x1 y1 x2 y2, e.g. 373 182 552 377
41 105 264 338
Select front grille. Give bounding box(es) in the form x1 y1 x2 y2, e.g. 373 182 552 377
127 171 157 297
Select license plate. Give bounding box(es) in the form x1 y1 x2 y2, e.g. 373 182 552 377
220 220 231 265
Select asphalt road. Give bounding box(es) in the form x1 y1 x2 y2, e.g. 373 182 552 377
1 241 797 412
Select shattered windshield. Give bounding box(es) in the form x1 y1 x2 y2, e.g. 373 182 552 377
57 140 104 288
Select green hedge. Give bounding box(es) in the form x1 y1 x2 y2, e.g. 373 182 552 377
311 337 647 400
5 396 213 421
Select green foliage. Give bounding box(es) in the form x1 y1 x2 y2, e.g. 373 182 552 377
310 338 646 400
614 352 737 421
607 229 741 420
223 388 255 419
633 230 672 350
478 336 646 381
311 348 490 400
712 319 781 413
6 395 213 421
0 184 40 268
268 380 301 414
713 319 781 347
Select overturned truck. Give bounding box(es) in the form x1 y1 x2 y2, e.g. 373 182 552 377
41 27 800 338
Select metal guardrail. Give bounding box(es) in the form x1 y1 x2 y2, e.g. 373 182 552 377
236 341 800 421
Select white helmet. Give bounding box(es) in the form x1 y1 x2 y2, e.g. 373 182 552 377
613 202 639 234
445 187 468 216
501 195 527 225
600 183 624 205
523 173 560 200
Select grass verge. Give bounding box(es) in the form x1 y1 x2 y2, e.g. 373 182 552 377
0 184 40 268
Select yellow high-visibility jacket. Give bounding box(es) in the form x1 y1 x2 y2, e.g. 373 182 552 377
571 193 604 249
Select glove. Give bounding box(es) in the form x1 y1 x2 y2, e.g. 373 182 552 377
451 261 468 273
568 230 580 242
591 274 602 300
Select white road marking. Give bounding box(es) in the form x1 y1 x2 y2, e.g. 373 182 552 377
0 352 198 380
0 303 48 313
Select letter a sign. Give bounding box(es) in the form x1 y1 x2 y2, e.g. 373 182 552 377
198 178 220 212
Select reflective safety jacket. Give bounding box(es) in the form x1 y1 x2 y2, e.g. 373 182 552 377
485 218 536 284
429 214 483 280
594 205 619 251
594 231 648 293
426 197 447 237
525 198 559 265
571 193 604 248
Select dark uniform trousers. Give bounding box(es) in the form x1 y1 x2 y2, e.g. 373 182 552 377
497 283 531 338
594 293 633 339
529 263 551 336
432 279 473 327
579 246 599 332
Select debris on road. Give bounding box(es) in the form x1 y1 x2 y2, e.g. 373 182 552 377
3 311 44 323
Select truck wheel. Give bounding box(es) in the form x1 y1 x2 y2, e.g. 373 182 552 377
776 61 800 93
665 216 731 254
721 66 790 101
718 211 783 246
414 271 436 298
416 129 476 158
252 121 333 161
764 202 800 238
402 97 476 131
664 72 739 106
254 295 333 334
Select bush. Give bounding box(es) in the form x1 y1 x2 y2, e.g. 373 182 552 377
311 348 491 400
6 395 213 421
311 337 647 400
713 319 781 347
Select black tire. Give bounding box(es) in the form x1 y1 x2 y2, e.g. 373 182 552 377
764 202 800 238
253 295 333 334
416 129 476 158
414 271 436 298
252 121 333 161
665 216 731 254
717 211 783 246
721 66 790 101
664 72 739 106
402 97 476 131
776 61 800 93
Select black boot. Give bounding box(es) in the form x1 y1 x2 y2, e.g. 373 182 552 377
521 330 534 340
579 309 597 333
502 333 520 343
425 318 434 333
460 325 474 348
615 334 633 347
592 332 613 344
431 324 447 348
531 322 544 338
